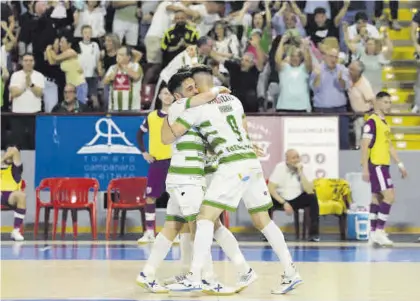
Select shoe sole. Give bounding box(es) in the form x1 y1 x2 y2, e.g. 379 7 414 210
271 279 304 295
202 289 237 296
136 281 169 294
137 240 154 245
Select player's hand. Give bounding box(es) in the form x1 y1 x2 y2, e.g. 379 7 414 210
399 167 408 179
142 152 155 164
253 144 264 157
295 163 303 173
219 86 231 94
362 169 370 182
283 202 294 215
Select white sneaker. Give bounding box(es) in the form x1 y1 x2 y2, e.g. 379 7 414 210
136 272 168 293
271 273 303 295
137 231 155 244
236 268 258 292
167 273 202 292
202 279 237 296
412 105 419 113
374 230 393 247
11 229 24 241
162 272 188 286
368 231 377 246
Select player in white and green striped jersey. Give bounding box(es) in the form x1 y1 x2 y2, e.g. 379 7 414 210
166 65 302 295
137 71 256 295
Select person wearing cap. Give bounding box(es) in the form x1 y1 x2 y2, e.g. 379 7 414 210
305 1 350 47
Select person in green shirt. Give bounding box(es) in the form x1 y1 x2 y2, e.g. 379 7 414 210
245 0 272 54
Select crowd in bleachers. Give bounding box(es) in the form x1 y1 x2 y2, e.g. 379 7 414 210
0 1 418 149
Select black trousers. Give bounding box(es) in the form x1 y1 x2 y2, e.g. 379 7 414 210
271 193 320 236
9 115 36 149
375 1 399 20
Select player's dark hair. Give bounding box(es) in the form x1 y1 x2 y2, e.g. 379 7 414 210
168 71 192 94
190 65 213 77
376 91 391 100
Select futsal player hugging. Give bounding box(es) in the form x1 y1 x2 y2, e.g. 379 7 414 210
136 85 174 244
1 146 26 241
361 91 408 247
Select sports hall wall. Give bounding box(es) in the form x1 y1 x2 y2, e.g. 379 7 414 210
1 151 419 233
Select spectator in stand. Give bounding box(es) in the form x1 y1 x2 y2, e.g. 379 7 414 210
310 48 351 149
1 43 9 108
137 1 160 40
345 24 393 94
272 1 306 37
348 60 375 149
103 46 143 111
1 1 15 43
208 58 229 87
187 1 223 37
275 35 312 113
209 21 241 59
46 32 88 104
18 1 38 57
374 1 401 31
9 53 44 148
112 1 139 47
52 83 90 113
244 0 272 55
305 2 350 48
223 52 264 113
161 10 199 68
78 25 101 108
43 38 66 113
347 12 380 42
411 11 420 113
73 0 106 42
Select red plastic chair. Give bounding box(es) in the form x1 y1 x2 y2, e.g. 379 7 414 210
34 178 65 239
0 180 26 233
52 178 99 240
105 177 148 240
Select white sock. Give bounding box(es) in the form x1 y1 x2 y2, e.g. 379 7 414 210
202 251 215 281
214 225 250 274
143 233 173 277
180 233 192 272
261 221 295 276
190 219 214 281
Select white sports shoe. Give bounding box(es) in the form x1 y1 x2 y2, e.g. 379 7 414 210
137 231 155 244
236 268 258 292
374 230 393 247
136 272 168 293
202 279 237 296
271 272 303 295
167 273 202 292
11 229 24 241
368 231 377 246
162 272 188 286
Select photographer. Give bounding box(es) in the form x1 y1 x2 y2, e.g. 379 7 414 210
161 10 199 68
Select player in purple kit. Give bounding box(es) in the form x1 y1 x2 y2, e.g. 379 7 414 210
1 146 26 241
137 86 174 243
361 92 408 247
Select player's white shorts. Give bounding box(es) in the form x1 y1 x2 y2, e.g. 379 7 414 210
165 184 205 223
203 165 273 214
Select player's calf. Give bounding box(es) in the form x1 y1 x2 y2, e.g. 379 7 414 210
8 191 26 241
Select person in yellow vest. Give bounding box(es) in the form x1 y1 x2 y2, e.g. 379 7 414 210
361 91 408 247
1 146 26 241
136 85 174 243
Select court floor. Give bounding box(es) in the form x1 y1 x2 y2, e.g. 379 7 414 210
1 240 420 301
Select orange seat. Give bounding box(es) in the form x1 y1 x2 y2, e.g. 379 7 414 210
0 180 26 233
105 177 147 240
52 178 99 240
34 178 64 239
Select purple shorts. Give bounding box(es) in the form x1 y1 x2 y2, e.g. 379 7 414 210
146 159 170 198
1 191 13 207
369 164 394 194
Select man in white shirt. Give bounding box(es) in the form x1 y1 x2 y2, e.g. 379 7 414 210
9 53 44 113
188 1 223 36
268 149 320 241
347 12 380 41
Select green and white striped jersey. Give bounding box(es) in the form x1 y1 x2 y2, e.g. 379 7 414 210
204 152 218 188
166 98 206 186
176 93 260 169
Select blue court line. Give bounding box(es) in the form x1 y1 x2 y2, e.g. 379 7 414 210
1 244 419 262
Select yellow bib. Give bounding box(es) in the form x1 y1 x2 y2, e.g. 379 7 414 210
148 111 172 160
0 165 22 191
368 114 391 166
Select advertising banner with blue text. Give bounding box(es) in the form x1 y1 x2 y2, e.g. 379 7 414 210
35 115 148 190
